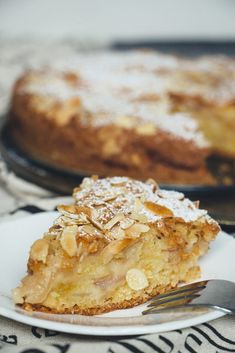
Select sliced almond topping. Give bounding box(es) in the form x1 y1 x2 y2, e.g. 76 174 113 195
47 225 61 236
91 207 99 219
130 198 148 222
54 214 89 227
104 213 125 230
108 226 126 239
60 225 78 257
80 224 102 236
146 178 159 192
54 216 66 227
144 201 173 217
110 177 128 186
30 238 49 263
103 193 119 202
133 198 143 212
87 216 104 231
126 268 149 290
194 200 200 208
80 177 95 189
125 223 150 238
58 204 78 215
58 204 92 216
130 212 148 223
120 218 134 229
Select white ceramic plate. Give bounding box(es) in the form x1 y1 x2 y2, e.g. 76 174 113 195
0 212 234 336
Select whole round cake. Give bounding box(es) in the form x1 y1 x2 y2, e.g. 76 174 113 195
9 51 235 185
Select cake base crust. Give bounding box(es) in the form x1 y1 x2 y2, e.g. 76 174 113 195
21 283 175 315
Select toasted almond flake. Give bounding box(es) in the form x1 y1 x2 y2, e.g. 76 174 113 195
104 213 125 230
87 216 104 231
91 207 99 219
130 212 148 223
133 198 143 212
54 215 89 226
80 224 102 236
110 177 128 186
80 177 95 189
109 226 126 239
146 178 159 192
30 238 49 263
194 200 200 208
60 225 78 257
54 216 66 227
103 194 118 202
120 218 134 229
144 201 173 217
130 198 146 222
126 268 149 290
58 204 92 217
47 225 61 236
58 204 77 214
125 223 150 238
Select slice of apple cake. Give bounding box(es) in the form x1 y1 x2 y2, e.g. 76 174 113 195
13 176 220 315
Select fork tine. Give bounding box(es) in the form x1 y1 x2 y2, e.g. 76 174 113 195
143 279 235 316
149 281 207 301
148 285 205 307
143 294 200 315
147 293 200 308
142 303 195 315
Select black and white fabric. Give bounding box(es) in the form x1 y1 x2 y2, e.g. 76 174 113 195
0 38 235 353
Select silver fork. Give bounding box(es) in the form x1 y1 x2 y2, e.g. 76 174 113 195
142 280 235 315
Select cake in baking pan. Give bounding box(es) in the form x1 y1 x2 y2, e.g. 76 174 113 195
13 176 220 315
9 51 235 185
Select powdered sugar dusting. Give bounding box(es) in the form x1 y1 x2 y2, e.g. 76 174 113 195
17 50 235 149
73 176 209 224
18 51 212 147
23 76 78 101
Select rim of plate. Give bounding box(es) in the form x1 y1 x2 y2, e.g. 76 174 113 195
0 305 225 336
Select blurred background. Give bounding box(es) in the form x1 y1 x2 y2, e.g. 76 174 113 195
0 0 235 43
0 0 235 229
